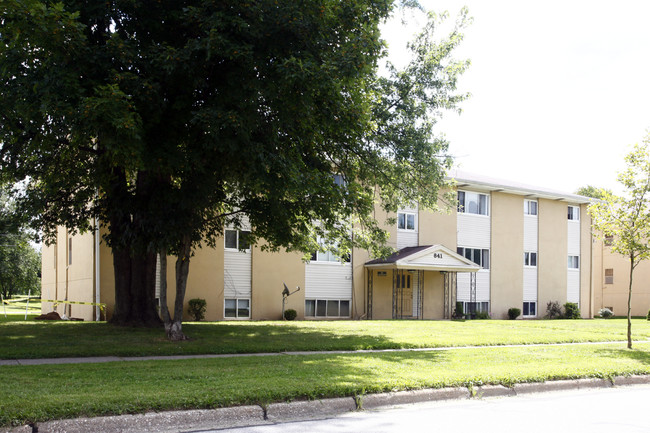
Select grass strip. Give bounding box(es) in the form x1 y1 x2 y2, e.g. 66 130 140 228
2 319 650 359
1 342 650 426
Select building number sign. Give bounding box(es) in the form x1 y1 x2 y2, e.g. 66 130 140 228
433 253 443 259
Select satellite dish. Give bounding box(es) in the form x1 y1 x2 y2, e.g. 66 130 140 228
282 283 290 297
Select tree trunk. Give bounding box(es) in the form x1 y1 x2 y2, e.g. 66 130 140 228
110 248 162 327
627 254 634 349
159 251 172 332
106 168 162 327
166 235 192 341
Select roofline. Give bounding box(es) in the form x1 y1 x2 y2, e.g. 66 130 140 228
449 170 593 204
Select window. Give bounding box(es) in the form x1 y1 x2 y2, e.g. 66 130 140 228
457 247 490 269
524 200 538 216
524 252 537 267
605 268 614 284
310 237 350 263
523 302 536 317
224 229 251 250
397 212 416 231
463 302 489 314
333 174 346 187
225 298 250 318
305 299 350 317
568 255 579 269
568 206 580 221
604 235 613 246
457 191 489 215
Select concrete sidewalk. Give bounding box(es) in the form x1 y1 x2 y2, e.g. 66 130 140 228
0 339 647 366
5 376 650 433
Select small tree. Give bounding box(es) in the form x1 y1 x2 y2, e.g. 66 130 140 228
589 138 650 349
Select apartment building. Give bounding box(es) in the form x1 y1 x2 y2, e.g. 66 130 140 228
41 171 596 321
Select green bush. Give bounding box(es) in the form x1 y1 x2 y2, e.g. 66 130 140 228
187 298 207 321
507 308 520 320
475 311 490 320
599 308 613 319
284 309 297 321
545 301 563 319
564 302 581 319
647 309 650 321
452 302 464 319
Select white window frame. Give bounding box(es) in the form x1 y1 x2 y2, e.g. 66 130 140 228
397 212 417 231
523 301 537 317
305 299 351 318
224 298 250 319
568 255 580 269
568 205 580 221
524 200 538 216
310 236 350 263
524 251 537 267
457 190 489 216
605 268 614 284
224 229 251 251
463 301 489 314
457 247 490 269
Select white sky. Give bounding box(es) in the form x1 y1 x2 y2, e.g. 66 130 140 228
382 0 650 194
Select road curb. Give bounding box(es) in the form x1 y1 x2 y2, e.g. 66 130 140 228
5 376 650 433
14 405 265 433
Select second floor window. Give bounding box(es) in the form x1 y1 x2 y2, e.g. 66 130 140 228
568 255 579 269
397 212 416 231
225 229 251 251
568 206 580 221
524 252 537 267
458 191 489 215
524 200 538 216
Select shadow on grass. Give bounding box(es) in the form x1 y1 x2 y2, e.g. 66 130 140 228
0 321 410 360
596 346 650 366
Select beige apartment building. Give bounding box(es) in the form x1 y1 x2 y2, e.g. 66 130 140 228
593 236 650 317
41 172 599 321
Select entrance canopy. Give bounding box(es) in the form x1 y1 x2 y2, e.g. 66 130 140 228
365 245 481 273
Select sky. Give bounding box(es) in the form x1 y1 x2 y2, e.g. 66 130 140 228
382 0 650 194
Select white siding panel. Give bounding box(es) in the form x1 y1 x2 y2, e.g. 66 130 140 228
305 263 352 299
523 216 538 251
397 231 418 250
456 270 489 302
224 250 251 297
457 214 490 248
567 221 581 255
523 267 537 301
567 269 580 304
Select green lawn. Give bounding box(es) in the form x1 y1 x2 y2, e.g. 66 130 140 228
2 342 649 426
1 318 649 359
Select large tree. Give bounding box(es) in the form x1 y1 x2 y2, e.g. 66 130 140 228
1 1 469 336
589 138 650 349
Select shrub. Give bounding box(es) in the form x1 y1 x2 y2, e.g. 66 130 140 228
452 302 464 319
647 309 650 321
564 302 581 319
507 308 521 320
284 308 297 321
475 311 490 320
545 301 562 319
599 308 613 319
187 298 207 321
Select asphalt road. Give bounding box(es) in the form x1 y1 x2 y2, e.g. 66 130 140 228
212 384 650 433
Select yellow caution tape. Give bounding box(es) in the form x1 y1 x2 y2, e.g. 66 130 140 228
40 299 106 312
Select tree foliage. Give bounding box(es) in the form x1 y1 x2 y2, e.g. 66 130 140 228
575 185 612 200
0 185 41 299
1 1 469 336
589 138 650 349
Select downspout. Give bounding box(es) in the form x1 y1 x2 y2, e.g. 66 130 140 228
95 217 101 321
